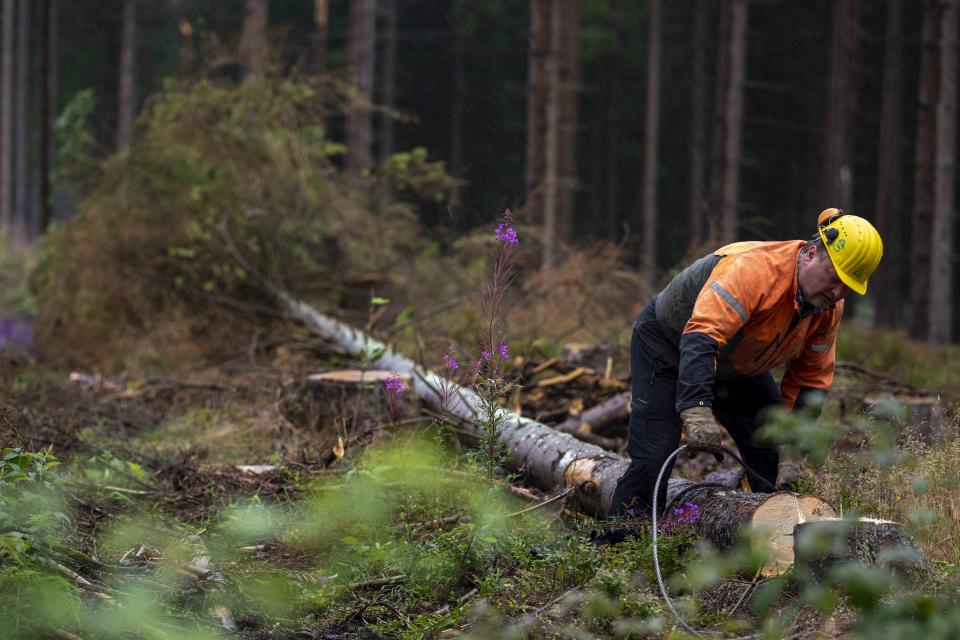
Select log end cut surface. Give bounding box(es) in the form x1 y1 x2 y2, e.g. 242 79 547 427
751 492 838 576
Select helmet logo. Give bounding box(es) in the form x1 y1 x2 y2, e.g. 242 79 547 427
832 239 846 252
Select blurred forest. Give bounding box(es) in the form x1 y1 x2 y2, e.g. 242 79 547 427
2 0 958 342
3 3 960 640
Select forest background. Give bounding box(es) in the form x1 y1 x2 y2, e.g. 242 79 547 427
0 1 959 639
2 0 958 345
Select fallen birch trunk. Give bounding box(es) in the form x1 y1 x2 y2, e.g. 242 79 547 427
279 293 921 574
280 292 626 516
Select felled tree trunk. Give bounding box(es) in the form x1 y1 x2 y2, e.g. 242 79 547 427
279 294 922 574
667 479 837 575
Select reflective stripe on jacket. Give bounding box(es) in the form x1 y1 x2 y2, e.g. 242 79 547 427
653 240 842 412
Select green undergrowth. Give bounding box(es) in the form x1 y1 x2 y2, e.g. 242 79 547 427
836 320 960 390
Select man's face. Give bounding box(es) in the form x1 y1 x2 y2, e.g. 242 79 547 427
798 245 850 308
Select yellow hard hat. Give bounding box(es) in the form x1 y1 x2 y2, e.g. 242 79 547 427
816 208 883 295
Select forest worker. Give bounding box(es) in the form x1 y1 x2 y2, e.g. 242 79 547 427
606 208 883 522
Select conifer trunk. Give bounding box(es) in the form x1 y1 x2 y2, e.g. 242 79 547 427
640 0 660 285
709 0 748 245
346 0 375 182
929 0 957 345
1 0 14 238
239 0 268 81
911 0 947 341
873 0 902 329
117 0 136 150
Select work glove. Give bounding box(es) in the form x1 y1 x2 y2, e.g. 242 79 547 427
775 444 802 490
680 406 725 462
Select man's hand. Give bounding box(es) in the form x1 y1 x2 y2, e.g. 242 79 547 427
680 406 725 461
775 444 802 490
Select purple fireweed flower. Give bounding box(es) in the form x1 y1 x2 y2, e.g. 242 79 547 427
384 373 404 395
443 353 459 370
495 223 519 245
497 343 510 360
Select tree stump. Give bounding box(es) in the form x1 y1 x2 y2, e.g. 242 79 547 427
862 392 944 444
794 517 925 582
277 370 418 435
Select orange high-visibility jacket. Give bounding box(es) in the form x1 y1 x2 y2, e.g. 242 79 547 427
653 240 843 412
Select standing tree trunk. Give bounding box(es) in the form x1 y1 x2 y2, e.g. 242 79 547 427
39 0 52 234
708 0 748 246
640 0 661 286
13 0 27 241
688 0 707 253
557 0 580 243
542 0 562 269
314 0 328 76
117 0 136 150
911 0 948 341
379 0 398 163
449 6 465 220
346 0 375 183
1 0 13 238
820 0 858 210
873 0 902 329
929 0 957 345
526 0 580 263
239 0 268 82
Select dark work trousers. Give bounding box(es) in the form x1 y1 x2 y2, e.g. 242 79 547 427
607 314 781 519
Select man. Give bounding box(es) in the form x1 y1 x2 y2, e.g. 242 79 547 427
607 208 883 519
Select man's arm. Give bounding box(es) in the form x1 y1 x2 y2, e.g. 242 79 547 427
676 257 762 412
780 305 843 411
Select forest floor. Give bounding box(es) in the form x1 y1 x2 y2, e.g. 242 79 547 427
3 314 960 639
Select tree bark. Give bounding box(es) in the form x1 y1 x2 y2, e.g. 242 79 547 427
1 0 14 238
380 0 398 163
314 0 328 76
688 0 707 252
666 479 837 575
929 0 957 345
117 0 136 150
709 0 748 245
526 0 579 259
873 0 902 329
239 0 268 81
346 0 375 183
449 4 464 216
557 0 580 243
13 0 27 241
39 0 51 234
819 0 857 210
911 0 947 341
794 518 924 582
640 0 661 286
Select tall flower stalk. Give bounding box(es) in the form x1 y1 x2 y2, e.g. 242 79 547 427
471 211 519 481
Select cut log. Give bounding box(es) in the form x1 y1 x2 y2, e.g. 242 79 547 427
553 391 629 438
277 370 418 433
666 479 837 576
278 293 922 574
794 517 925 582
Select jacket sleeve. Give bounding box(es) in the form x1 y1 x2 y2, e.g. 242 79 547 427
780 303 843 410
676 257 764 412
